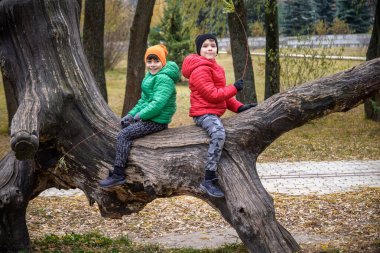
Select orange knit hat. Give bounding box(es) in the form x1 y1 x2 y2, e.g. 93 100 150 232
145 44 168 66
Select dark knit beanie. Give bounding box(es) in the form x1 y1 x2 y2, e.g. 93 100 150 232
195 33 218 55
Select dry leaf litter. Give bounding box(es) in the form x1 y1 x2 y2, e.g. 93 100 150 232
27 188 379 252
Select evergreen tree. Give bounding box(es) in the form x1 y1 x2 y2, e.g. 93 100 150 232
149 0 191 68
336 0 371 33
281 0 316 36
314 0 336 25
246 0 266 23
245 0 266 36
185 0 228 38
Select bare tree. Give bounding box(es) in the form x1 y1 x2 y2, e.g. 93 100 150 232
264 0 280 99
227 0 257 103
83 0 107 102
364 0 380 121
104 0 134 70
122 0 156 115
77 0 82 14
0 1 379 252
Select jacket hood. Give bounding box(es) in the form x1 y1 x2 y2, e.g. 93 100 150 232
155 61 180 82
181 54 215 79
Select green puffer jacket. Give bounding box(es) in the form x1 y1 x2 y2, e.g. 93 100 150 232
128 61 180 124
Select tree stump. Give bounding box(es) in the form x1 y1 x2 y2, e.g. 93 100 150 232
0 0 379 252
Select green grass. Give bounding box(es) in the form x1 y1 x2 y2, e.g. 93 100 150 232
259 105 380 162
32 232 247 253
33 232 131 252
1 50 379 161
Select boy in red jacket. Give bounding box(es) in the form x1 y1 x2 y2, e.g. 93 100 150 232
181 34 256 198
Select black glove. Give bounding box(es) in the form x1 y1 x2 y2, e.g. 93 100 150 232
233 79 243 91
238 103 257 113
133 113 141 122
121 114 134 128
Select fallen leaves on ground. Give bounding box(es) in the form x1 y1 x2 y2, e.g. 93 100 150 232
274 187 380 252
27 195 230 240
27 188 379 252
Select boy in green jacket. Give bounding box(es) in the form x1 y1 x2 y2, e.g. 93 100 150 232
100 44 180 188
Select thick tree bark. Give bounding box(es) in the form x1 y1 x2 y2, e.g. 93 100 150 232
264 0 280 99
227 0 257 104
0 156 35 252
77 0 82 14
0 1 380 252
122 0 155 115
83 0 107 102
364 0 380 121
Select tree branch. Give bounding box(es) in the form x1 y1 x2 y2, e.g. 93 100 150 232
225 58 380 154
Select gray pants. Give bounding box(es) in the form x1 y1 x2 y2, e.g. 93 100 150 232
114 120 167 168
193 114 226 172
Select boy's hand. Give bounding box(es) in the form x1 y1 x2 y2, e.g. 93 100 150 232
234 79 244 91
133 113 141 122
238 103 257 113
121 114 134 128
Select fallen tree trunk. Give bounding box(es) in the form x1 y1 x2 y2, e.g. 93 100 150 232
0 0 379 252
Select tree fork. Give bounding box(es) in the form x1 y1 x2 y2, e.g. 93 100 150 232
0 1 380 252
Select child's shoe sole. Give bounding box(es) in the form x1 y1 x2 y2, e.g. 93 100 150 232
200 183 224 198
99 178 126 188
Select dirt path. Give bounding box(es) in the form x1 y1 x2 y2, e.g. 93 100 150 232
139 228 330 249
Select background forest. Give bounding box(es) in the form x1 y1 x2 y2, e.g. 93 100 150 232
100 0 375 70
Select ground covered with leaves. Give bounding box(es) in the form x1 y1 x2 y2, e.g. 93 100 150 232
28 188 379 252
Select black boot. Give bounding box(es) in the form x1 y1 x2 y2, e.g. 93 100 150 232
200 170 224 198
99 166 126 188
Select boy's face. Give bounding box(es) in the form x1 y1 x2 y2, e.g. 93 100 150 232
200 39 217 59
146 58 163 75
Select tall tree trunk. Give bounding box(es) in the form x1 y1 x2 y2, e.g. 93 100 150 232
264 0 280 99
364 0 380 121
227 0 257 103
122 0 156 115
1 1 380 252
83 0 107 102
77 0 82 14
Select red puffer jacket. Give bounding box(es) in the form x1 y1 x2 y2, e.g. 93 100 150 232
181 54 243 117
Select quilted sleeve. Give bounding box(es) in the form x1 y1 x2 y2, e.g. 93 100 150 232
190 67 237 103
